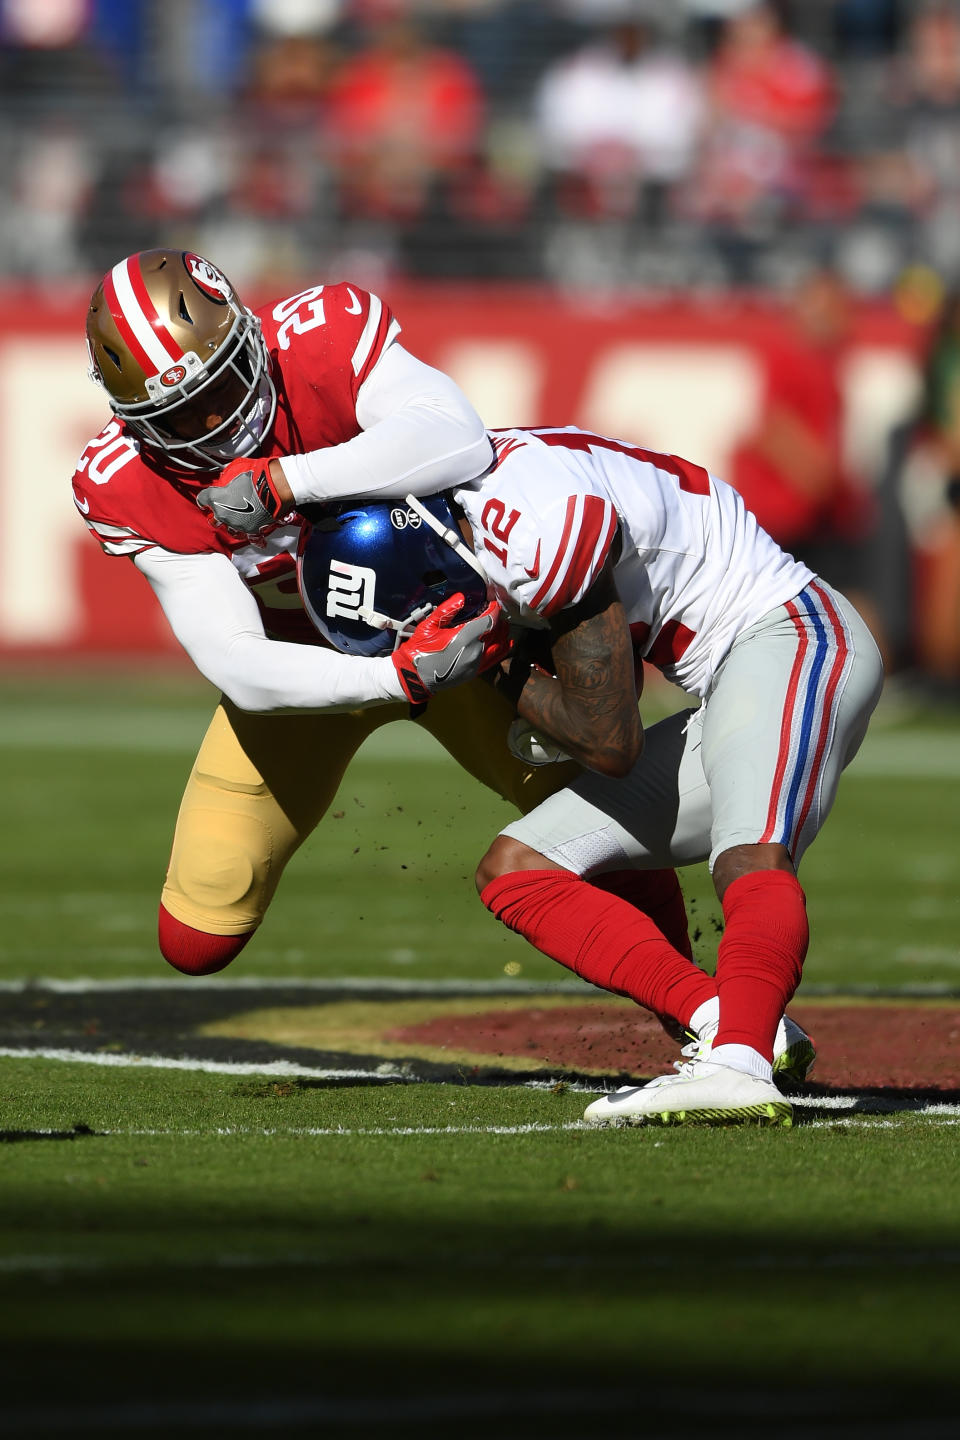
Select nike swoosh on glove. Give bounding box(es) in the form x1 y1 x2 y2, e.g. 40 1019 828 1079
196 458 286 537
392 593 511 706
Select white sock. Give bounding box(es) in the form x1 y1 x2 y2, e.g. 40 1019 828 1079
688 996 719 1037
709 1043 773 1083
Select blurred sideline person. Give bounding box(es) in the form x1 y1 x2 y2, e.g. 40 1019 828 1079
75 248 688 982
728 269 889 661
885 289 960 684
277 426 882 1128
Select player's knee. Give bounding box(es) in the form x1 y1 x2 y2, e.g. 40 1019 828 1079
475 834 549 897
158 904 255 976
711 842 795 903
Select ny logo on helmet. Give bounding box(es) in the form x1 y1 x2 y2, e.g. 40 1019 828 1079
326 558 376 620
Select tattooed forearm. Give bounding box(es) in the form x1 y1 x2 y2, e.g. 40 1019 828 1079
514 569 642 777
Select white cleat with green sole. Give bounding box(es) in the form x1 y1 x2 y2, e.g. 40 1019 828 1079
583 1058 794 1129
771 1015 816 1086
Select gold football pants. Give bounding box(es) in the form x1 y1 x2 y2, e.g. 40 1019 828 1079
161 680 579 936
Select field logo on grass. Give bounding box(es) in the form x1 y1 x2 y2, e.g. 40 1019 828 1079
326 559 376 621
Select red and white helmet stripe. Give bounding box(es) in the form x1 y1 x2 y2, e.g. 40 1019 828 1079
102 255 183 377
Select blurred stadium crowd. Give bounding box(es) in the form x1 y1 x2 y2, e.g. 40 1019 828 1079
3 0 960 295
7 0 960 688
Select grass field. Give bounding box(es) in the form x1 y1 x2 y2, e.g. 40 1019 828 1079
2 670 959 1437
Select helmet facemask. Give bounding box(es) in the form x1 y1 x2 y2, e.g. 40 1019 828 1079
114 310 276 470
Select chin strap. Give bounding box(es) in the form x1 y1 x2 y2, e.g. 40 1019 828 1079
356 600 434 651
355 494 490 652
404 493 489 581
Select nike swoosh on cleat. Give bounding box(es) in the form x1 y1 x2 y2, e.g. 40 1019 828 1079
524 541 541 580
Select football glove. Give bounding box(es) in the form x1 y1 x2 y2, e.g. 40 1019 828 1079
196 458 287 537
392 593 510 705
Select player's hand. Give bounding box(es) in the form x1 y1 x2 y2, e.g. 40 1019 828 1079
196 458 288 537
392 594 511 705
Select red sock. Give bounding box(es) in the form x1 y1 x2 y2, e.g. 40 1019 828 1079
713 871 808 1059
158 904 254 976
481 868 716 1026
589 869 700 1040
591 869 693 959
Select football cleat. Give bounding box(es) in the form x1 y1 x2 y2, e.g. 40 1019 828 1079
771 1015 817 1086
583 1059 794 1129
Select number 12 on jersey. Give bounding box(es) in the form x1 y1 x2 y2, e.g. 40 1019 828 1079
480 498 521 564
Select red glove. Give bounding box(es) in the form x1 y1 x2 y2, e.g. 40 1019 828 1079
392 593 511 705
196 458 288 537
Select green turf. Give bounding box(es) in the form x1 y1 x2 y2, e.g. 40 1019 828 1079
1 1060 959 1432
1 672 958 988
2 673 959 1434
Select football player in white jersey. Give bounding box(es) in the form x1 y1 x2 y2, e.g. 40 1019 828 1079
283 425 884 1127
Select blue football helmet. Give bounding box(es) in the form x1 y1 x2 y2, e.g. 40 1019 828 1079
297 493 489 657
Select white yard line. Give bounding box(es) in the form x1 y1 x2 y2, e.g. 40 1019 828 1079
0 975 957 998
0 1047 397 1080
0 975 589 996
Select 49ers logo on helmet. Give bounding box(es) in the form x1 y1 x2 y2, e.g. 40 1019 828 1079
160 364 187 387
185 253 231 304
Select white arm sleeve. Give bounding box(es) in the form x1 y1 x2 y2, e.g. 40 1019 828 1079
134 547 406 714
277 342 493 505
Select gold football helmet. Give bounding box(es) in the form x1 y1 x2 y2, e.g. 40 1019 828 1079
85 248 276 471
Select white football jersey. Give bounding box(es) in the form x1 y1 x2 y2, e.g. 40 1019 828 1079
454 426 814 698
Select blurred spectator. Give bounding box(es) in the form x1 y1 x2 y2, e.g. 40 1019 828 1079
688 1 836 284
325 3 485 225
888 0 960 283
0 0 125 278
0 125 97 277
243 22 338 129
727 267 888 655
534 14 703 228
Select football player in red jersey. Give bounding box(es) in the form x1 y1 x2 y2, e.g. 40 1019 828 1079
77 248 697 986
74 248 553 975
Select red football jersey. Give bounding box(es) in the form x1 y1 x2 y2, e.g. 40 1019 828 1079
72 282 399 642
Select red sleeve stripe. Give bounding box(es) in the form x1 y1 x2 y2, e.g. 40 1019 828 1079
103 256 182 377
530 495 577 611
532 427 711 495
541 497 617 617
